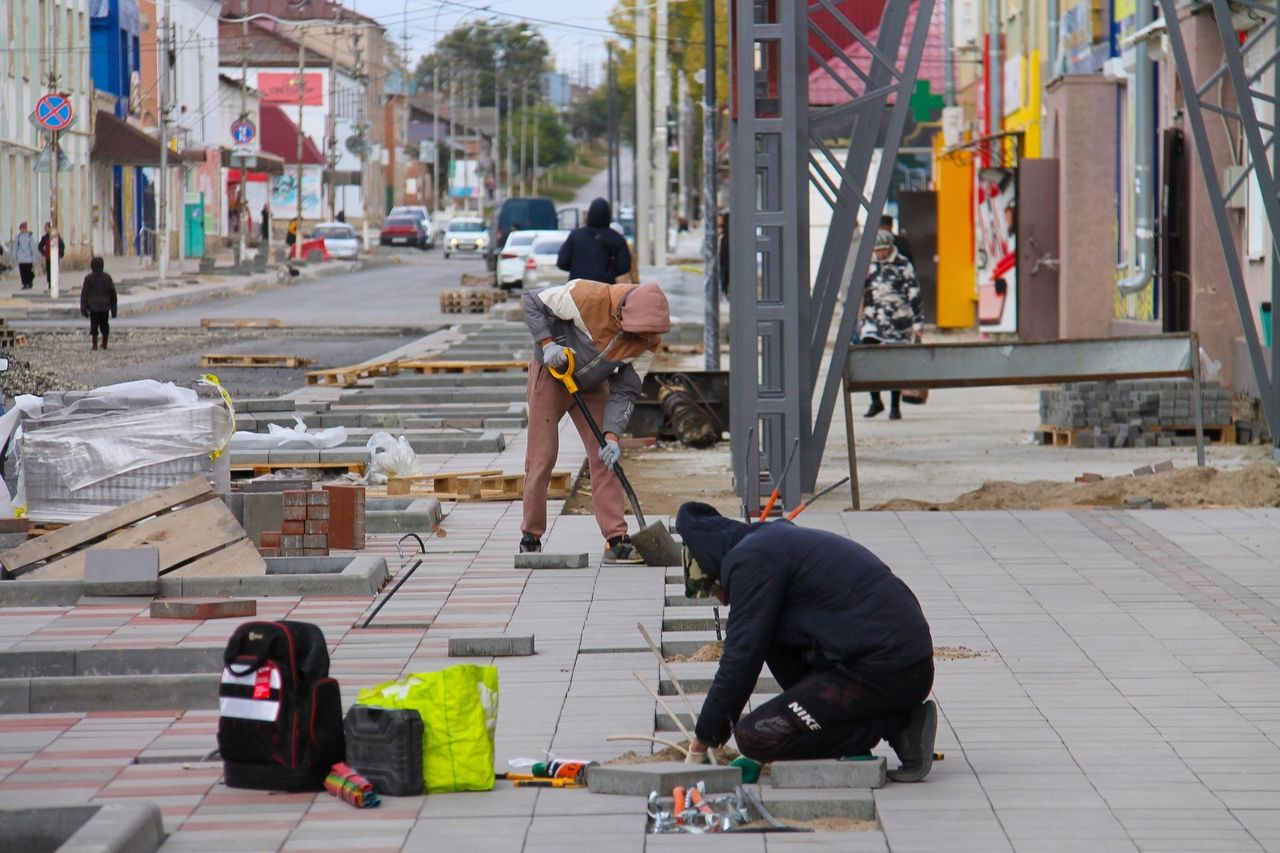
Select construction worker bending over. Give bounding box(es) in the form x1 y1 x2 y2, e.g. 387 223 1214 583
676 501 937 782
521 279 671 563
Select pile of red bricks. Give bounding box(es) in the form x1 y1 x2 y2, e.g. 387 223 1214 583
256 485 366 557
259 490 330 557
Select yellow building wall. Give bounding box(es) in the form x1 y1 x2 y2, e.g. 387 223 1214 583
1003 49 1042 158
935 140 977 329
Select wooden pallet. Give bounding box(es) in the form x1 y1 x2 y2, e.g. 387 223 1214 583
439 289 508 314
459 272 496 287
0 332 28 347
398 359 529 375
200 353 312 369
1038 423 1235 447
386 469 571 500
305 360 401 387
231 460 368 476
200 318 285 328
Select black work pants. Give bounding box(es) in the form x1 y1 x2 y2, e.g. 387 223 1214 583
89 312 110 338
733 654 934 763
18 263 34 289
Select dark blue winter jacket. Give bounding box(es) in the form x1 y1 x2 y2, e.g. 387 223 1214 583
675 502 933 746
556 198 631 283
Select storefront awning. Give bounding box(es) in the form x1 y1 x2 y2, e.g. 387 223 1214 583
221 148 286 176
259 104 325 166
92 111 203 166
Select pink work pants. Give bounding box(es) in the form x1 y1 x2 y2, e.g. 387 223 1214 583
523 359 627 542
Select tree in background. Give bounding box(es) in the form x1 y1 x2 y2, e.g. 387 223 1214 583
414 20 550 110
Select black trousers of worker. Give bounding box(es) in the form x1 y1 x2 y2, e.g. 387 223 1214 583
89 312 110 338
733 651 934 763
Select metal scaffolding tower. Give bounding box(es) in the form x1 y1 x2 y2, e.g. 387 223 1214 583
728 0 935 510
1160 0 1280 448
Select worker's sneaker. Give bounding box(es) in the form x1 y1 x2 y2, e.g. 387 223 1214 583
519 533 542 554
603 535 645 564
887 700 936 783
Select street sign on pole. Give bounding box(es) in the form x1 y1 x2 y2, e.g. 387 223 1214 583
232 144 256 158
32 93 75 132
231 119 256 145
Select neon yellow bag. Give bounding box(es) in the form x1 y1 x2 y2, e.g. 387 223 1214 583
356 665 499 793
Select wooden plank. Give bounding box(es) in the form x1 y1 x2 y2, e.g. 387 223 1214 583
385 469 501 498
200 318 284 328
232 461 366 476
0 477 212 576
167 538 267 577
305 360 401 387
24 500 247 581
200 354 310 369
399 359 528 375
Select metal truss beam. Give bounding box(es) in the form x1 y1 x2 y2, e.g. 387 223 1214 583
1160 0 1280 444
728 0 934 511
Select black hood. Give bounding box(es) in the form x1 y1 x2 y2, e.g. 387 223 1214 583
675 502 752 580
586 197 612 228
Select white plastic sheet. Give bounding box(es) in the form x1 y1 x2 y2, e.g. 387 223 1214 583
229 417 348 451
365 432 421 484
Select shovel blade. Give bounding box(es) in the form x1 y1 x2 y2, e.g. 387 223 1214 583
631 520 682 567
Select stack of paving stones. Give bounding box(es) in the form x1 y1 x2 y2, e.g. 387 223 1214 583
321 484 366 550
259 489 331 556
1039 379 1233 448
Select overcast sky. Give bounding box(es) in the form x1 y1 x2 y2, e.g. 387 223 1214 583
351 0 615 86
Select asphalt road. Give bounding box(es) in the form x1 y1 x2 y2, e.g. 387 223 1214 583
123 246 500 329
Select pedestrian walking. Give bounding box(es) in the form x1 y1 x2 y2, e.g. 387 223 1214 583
37 222 64 288
556 198 631 284
286 217 299 252
859 229 923 420
717 211 730 298
260 204 271 241
11 222 38 290
80 257 118 351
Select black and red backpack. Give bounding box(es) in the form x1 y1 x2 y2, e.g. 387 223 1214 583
217 620 345 792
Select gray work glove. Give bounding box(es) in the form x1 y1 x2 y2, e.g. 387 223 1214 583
542 341 569 369
598 438 621 470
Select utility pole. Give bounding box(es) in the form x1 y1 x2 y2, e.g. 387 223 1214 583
295 39 306 249
49 0 62 299
702 0 718 368
327 10 339 220
635 0 651 267
519 84 528 196
653 0 669 265
506 79 515 198
157 0 171 283
353 27 368 249
238 0 249 265
678 70 691 229
607 41 616 213
532 110 539 195
494 49 502 203
987 0 1001 139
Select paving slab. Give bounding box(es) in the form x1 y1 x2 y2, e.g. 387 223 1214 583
83 548 160 596
515 553 590 569
448 635 536 657
585 762 742 796
770 758 887 790
149 598 258 620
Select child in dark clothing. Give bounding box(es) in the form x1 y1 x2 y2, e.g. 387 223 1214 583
80 257 118 350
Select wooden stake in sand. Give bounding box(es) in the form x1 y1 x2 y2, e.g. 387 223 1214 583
636 622 719 765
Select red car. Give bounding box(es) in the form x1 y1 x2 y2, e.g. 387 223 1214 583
379 216 428 249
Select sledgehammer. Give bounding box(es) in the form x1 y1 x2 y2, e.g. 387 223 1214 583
549 349 682 566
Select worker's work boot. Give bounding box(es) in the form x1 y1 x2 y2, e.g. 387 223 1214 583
603 535 644 564
519 533 541 553
101 333 109 351
888 407 902 421
864 398 885 418
887 700 937 783
91 334 98 351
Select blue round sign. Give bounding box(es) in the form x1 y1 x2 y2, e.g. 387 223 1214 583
231 120 256 144
34 93 74 132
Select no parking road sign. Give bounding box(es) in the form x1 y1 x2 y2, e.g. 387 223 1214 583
231 119 256 145
32 93 75 133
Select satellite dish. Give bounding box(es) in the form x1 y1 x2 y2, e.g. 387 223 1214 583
345 135 366 156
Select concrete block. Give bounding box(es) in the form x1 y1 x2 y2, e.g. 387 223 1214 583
586 762 741 796
770 757 886 789
269 449 321 465
241 492 284 548
27 674 220 713
237 477 313 493
758 787 877 821
0 650 75 678
483 417 527 429
61 802 165 853
323 485 366 550
1154 460 1176 473
83 548 160 596
0 678 31 713
73 647 222 676
447 635 535 657
1133 465 1155 476
149 598 257 620
514 552 589 569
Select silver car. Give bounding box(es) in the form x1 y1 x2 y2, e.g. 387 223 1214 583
521 231 570 290
443 217 488 258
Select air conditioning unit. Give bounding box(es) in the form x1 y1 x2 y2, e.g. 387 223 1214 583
1222 164 1247 209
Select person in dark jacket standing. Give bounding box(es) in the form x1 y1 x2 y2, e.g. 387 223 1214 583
557 197 631 283
859 229 923 420
676 501 937 782
80 257 118 351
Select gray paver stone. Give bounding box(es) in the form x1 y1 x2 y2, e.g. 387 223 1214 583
83 548 159 596
448 636 535 657
586 762 741 796
515 552 590 569
770 758 886 789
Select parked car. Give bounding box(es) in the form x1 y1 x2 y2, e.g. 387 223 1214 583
388 205 433 248
311 222 360 259
486 197 558 270
380 215 428 248
443 217 488 258
521 231 571 290
496 230 543 289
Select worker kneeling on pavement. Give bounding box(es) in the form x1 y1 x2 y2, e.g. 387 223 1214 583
521 279 671 562
676 501 938 782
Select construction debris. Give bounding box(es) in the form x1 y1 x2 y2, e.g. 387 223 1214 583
439 289 508 314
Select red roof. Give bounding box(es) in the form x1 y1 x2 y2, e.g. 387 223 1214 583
809 1 947 108
259 103 325 165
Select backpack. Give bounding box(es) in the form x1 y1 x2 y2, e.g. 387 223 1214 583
217 620 345 792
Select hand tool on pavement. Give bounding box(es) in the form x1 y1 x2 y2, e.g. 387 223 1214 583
758 438 799 521
635 623 717 765
784 476 852 521
633 672 697 746
512 777 584 788
548 348 681 566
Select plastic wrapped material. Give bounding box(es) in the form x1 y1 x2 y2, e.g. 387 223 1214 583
17 382 234 523
230 417 348 451
364 432 421 485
